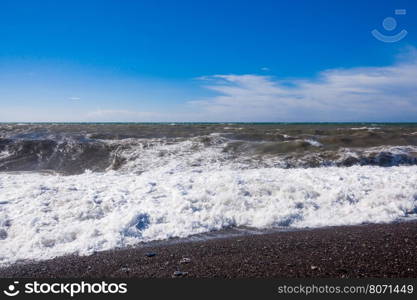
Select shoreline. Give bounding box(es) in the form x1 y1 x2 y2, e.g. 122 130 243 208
1 221 417 278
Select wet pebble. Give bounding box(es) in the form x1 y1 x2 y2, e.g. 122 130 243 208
173 271 188 277
179 257 191 264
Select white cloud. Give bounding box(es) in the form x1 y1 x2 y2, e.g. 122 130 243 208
68 97 81 100
44 49 417 123
85 109 194 122
190 49 417 122
86 109 159 120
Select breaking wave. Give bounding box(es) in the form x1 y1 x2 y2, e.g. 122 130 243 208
1 135 417 174
1 166 417 266
1 123 417 266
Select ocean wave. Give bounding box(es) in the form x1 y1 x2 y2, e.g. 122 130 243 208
0 137 118 174
2 124 417 266
349 127 381 131
304 139 323 147
2 133 417 174
0 165 416 266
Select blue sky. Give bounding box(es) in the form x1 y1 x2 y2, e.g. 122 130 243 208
0 0 417 122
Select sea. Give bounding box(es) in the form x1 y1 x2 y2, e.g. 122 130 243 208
1 122 417 266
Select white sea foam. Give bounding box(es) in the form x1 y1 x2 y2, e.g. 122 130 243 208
103 135 243 174
349 127 381 131
0 151 10 160
0 165 417 266
304 139 323 147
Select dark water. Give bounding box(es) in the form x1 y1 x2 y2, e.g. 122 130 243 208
1 123 417 174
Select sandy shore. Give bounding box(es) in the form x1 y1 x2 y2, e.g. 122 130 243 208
1 221 416 278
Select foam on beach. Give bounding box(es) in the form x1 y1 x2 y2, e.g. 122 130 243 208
1 165 416 266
